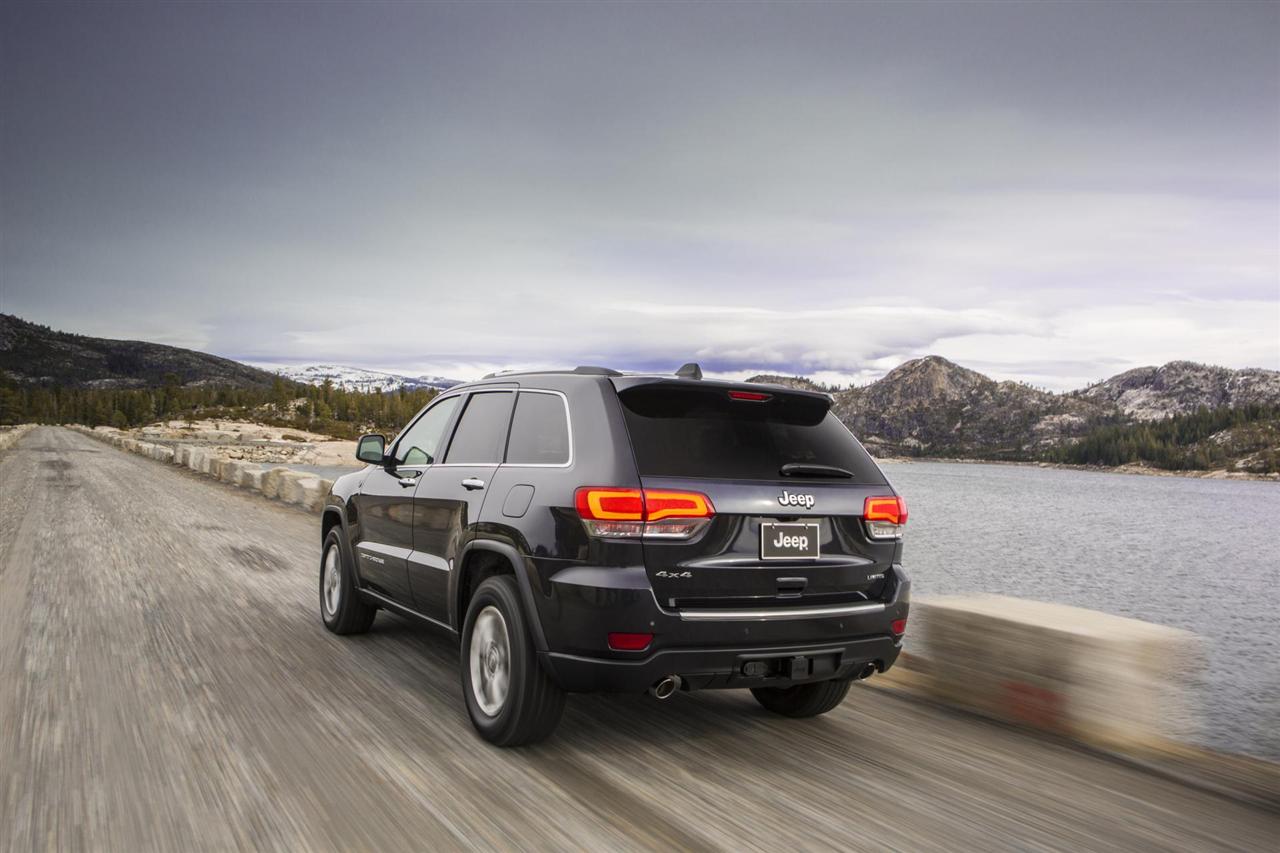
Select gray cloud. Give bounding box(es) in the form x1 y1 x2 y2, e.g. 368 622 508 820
2 1 1277 390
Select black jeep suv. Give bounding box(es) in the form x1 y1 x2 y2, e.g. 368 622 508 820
319 365 909 746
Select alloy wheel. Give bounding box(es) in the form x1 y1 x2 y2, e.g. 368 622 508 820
468 605 511 716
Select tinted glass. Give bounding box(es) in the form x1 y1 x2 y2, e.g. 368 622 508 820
505 392 570 464
444 392 515 464
619 385 886 483
394 395 459 465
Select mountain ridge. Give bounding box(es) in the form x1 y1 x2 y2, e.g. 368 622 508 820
3 314 1276 471
748 356 1280 466
827 356 1110 457
0 314 281 389
1074 361 1280 421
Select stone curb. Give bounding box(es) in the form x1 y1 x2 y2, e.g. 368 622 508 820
0 424 37 452
909 594 1203 755
66 424 332 513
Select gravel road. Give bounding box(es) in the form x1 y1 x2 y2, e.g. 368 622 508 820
2 427 1276 851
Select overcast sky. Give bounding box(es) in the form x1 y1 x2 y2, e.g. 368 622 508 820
2 1 1277 390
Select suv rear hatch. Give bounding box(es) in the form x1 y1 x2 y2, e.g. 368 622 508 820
612 379 902 613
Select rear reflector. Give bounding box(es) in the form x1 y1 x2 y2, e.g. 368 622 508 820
864 495 907 540
576 487 714 539
728 390 772 401
890 618 907 636
608 632 653 651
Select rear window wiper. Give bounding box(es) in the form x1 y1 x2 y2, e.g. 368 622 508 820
779 463 854 479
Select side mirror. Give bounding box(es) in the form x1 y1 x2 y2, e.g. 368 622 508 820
356 433 387 464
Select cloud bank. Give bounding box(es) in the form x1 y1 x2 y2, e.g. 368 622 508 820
2 2 1277 390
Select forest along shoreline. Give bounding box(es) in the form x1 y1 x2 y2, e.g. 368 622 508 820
875 456 1280 482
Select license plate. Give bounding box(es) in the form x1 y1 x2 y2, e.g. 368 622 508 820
760 522 820 560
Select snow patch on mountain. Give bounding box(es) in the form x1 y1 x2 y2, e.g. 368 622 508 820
264 364 461 393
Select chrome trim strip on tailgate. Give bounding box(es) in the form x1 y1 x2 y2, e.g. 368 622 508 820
676 602 886 622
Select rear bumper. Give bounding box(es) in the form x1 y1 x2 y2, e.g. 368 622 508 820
535 563 910 693
542 635 902 693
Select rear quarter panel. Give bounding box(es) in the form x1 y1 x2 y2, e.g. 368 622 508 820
471 377 644 623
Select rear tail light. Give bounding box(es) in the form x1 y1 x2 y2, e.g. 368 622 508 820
575 488 643 519
864 495 907 540
576 487 714 539
643 490 713 521
728 390 772 401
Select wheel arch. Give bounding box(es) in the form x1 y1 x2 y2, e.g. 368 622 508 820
321 506 344 543
455 539 549 652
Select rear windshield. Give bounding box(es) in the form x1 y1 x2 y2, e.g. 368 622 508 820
618 384 886 484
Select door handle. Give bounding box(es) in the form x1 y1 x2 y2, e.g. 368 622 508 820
397 473 421 487
461 477 485 491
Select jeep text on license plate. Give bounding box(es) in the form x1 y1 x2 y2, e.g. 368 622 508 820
760 522 820 560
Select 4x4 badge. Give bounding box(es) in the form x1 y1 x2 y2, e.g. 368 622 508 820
655 570 693 579
777 490 816 509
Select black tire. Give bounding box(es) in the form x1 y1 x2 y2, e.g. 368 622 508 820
750 678 852 718
319 528 376 635
460 575 565 746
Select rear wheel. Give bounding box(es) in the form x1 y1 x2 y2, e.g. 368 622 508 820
751 679 852 718
319 529 376 634
460 575 565 746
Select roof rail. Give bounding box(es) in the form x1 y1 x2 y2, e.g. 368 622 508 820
479 363 709 380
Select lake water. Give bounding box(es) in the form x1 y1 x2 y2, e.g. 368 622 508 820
885 461 1279 759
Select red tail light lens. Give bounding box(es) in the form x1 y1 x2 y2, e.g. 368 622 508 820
864 495 907 524
728 390 772 401
576 487 715 539
607 632 653 651
890 618 907 636
643 490 713 521
575 487 644 520
864 495 907 540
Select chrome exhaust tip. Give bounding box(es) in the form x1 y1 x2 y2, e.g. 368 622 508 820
649 675 682 699
855 662 878 680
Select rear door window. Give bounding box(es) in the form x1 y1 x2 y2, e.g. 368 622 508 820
443 391 515 464
505 391 570 465
619 384 886 483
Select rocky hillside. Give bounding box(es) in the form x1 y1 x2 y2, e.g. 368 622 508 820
819 356 1279 467
1075 361 1280 420
744 374 834 393
0 314 280 388
830 356 1111 458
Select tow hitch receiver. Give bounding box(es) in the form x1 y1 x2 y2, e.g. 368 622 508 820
739 651 839 681
785 655 811 679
